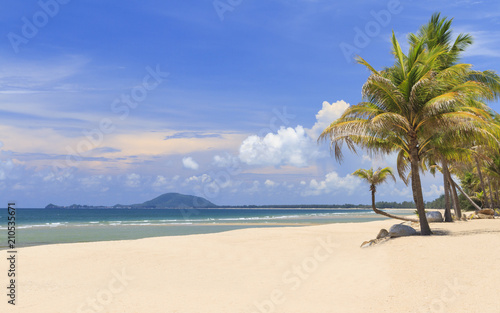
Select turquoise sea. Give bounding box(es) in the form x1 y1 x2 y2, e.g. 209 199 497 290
0 208 415 248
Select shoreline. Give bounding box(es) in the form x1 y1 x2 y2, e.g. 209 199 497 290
2 218 499 312
0 208 465 250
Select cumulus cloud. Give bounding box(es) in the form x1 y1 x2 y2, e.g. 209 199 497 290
152 175 168 187
80 175 111 190
0 159 15 180
264 179 277 187
182 157 199 170
237 100 349 168
246 180 260 194
239 126 320 167
424 184 445 199
302 171 361 196
125 173 141 188
213 153 240 168
307 100 350 139
185 174 211 184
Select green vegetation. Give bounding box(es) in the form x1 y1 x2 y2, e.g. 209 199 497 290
320 13 500 234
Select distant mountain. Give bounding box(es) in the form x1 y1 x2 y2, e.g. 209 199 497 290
45 193 217 209
131 193 216 209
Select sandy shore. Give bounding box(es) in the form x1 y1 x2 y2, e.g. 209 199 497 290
2 218 500 313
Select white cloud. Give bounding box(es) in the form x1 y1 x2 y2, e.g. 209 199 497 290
237 100 349 168
80 175 111 190
307 100 350 139
246 180 260 194
182 157 199 170
302 171 361 196
264 179 277 187
360 154 394 169
381 185 411 198
239 126 320 167
125 173 141 188
152 175 167 187
185 174 211 184
213 153 240 169
423 184 445 199
0 159 15 180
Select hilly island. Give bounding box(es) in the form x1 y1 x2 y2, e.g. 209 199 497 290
45 193 217 209
45 192 434 209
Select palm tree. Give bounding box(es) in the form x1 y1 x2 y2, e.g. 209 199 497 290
352 167 417 222
409 12 500 219
450 171 482 211
484 153 500 208
408 12 472 70
319 32 498 235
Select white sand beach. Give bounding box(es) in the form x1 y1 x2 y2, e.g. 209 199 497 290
2 218 500 313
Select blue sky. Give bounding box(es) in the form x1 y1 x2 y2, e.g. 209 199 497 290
1 0 500 207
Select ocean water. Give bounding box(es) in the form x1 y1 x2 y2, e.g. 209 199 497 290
0 208 415 248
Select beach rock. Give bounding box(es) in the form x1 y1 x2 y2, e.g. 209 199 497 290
425 211 443 222
360 240 374 248
477 213 494 219
495 210 500 217
376 229 389 239
360 237 390 248
389 224 417 237
478 209 494 216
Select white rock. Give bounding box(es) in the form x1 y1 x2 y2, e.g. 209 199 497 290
426 211 443 222
376 229 389 239
389 224 417 237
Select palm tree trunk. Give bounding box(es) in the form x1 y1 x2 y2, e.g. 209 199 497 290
487 176 494 210
475 156 489 208
371 185 418 222
495 181 499 209
410 139 431 235
442 158 461 219
450 179 482 211
442 158 453 222
450 179 462 219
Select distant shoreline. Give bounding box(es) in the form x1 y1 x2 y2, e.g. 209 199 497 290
42 205 417 210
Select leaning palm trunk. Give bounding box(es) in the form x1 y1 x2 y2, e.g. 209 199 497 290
442 158 453 222
451 179 482 211
475 156 489 208
370 187 418 222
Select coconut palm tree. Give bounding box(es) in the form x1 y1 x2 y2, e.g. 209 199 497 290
319 32 498 235
352 167 417 222
484 153 500 208
409 12 500 219
409 12 472 70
